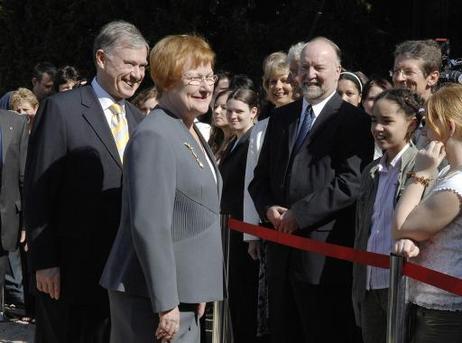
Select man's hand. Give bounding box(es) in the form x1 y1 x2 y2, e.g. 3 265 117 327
156 306 180 342
278 210 299 233
248 240 261 260
197 302 206 319
36 267 60 300
394 239 420 258
266 206 287 229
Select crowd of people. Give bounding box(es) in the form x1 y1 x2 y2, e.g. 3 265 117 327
0 19 461 343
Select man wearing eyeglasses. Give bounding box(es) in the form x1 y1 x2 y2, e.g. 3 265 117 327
391 40 441 148
391 40 441 101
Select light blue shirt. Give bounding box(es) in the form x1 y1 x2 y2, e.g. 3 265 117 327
366 144 409 290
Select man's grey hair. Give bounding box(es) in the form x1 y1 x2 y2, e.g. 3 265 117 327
93 20 149 62
287 42 306 65
394 40 442 77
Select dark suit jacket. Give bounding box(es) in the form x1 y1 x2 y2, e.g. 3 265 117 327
219 128 252 220
24 84 143 305
249 94 373 285
0 110 28 251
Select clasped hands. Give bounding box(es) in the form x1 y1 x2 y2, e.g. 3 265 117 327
266 205 299 234
248 206 298 260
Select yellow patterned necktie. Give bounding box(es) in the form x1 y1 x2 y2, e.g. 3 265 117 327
109 103 129 162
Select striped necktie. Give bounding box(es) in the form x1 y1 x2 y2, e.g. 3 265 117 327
109 103 129 162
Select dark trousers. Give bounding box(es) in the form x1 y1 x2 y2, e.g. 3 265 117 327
35 292 110 343
0 250 9 314
0 251 9 324
228 230 259 342
5 249 24 305
20 246 35 316
408 304 462 343
5 246 35 317
360 288 388 343
268 272 360 343
0 254 8 293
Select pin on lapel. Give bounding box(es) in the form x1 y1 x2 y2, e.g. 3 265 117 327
9 127 13 131
184 142 204 168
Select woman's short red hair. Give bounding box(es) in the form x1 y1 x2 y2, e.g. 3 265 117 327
150 34 215 92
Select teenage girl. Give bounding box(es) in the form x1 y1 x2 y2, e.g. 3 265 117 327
353 88 424 343
337 71 369 107
393 83 462 342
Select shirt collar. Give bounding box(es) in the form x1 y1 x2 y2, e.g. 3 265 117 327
91 78 125 112
302 90 337 119
377 143 410 172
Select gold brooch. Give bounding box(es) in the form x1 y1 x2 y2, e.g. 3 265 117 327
184 142 204 168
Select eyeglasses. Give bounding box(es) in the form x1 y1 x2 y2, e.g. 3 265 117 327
183 74 218 86
388 68 421 78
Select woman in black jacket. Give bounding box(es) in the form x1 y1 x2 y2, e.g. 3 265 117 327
219 87 260 342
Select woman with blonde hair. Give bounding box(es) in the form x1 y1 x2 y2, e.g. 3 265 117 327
245 51 295 251
10 87 39 131
393 83 462 342
261 51 294 118
241 50 295 339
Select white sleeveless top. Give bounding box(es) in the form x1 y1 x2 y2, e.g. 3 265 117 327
409 167 462 311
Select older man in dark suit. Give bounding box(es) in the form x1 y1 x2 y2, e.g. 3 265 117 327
24 20 147 342
0 109 28 317
249 37 373 342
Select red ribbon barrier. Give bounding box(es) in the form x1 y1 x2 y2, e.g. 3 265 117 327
228 218 462 297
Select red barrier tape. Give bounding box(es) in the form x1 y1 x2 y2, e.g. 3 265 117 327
228 218 462 297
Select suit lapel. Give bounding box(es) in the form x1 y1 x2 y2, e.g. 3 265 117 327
0 114 13 163
221 129 252 165
277 100 303 188
287 100 303 154
219 137 236 165
125 103 142 134
80 86 123 169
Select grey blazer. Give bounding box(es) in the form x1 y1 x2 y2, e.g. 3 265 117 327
101 107 224 313
0 110 28 251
